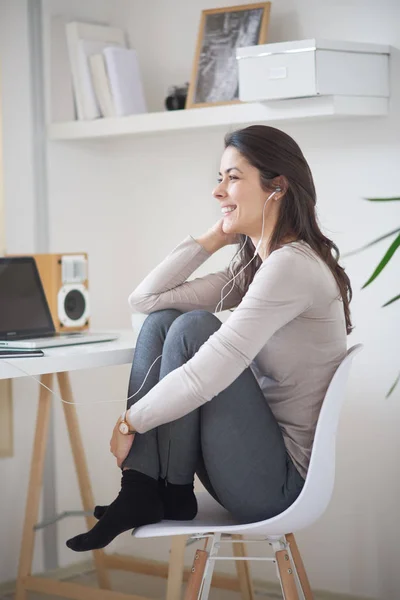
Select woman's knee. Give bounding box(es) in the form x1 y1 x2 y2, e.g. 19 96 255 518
167 310 221 341
142 309 183 330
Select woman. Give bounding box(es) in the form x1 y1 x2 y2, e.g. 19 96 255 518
67 125 352 552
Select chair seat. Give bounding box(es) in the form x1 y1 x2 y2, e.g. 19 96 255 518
133 491 289 539
133 492 238 539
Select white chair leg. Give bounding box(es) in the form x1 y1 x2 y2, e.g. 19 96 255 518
199 533 221 600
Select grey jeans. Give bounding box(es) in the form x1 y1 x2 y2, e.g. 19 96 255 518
123 309 304 523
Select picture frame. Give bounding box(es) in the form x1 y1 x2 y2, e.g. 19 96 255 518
186 2 271 109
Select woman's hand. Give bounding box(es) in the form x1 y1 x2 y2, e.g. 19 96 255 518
110 417 135 468
195 218 241 254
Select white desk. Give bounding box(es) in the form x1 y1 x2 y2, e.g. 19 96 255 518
3 331 189 600
0 330 135 381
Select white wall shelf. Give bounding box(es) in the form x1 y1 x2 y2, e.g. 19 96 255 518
48 95 388 141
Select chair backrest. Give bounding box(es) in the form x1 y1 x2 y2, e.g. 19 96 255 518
265 343 363 533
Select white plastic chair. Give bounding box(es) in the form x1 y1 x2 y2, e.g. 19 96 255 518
133 343 363 600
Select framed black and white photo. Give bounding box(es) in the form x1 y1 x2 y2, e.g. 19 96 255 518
186 3 271 109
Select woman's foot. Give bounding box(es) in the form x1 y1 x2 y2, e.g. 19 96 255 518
94 477 198 521
158 478 198 520
66 470 163 552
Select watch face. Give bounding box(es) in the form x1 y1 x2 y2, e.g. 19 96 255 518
119 422 129 435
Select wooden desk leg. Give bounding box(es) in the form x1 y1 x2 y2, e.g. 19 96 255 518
232 535 255 600
166 535 188 600
57 372 110 590
15 374 53 600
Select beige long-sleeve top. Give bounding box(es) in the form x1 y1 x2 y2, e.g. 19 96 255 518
127 235 347 479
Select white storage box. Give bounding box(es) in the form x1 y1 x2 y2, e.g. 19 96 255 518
236 39 390 102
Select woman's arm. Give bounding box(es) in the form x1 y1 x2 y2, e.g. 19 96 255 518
128 235 243 314
127 246 314 433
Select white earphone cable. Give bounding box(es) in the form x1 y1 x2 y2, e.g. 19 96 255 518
215 189 277 312
1 353 163 406
214 234 248 314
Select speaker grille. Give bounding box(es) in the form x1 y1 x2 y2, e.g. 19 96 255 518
64 289 86 321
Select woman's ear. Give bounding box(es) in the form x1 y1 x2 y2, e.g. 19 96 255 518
272 176 288 195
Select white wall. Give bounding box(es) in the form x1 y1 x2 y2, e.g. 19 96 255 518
0 0 43 581
0 0 36 252
1 0 400 598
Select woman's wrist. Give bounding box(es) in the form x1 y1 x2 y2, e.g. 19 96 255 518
195 234 224 255
121 409 136 433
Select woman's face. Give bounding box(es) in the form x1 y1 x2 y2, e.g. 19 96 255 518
212 146 273 239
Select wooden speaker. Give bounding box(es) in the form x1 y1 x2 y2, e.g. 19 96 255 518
32 253 90 332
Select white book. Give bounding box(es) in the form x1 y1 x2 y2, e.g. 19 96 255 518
50 16 76 121
103 47 147 117
79 39 126 119
66 22 126 120
89 54 116 118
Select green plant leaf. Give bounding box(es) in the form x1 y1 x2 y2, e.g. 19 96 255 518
365 197 400 202
362 232 400 288
342 228 400 258
386 370 400 399
382 294 400 307
357 196 400 399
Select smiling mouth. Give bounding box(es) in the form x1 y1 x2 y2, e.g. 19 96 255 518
222 206 237 216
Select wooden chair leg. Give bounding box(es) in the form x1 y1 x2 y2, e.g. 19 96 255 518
275 549 299 600
166 535 188 600
15 374 53 600
232 535 255 600
57 372 110 590
286 533 313 599
184 547 209 600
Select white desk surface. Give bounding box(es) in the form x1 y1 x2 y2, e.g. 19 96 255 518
0 330 136 380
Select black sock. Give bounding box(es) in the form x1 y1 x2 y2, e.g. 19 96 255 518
158 477 198 520
66 470 164 552
94 477 197 521
93 504 108 519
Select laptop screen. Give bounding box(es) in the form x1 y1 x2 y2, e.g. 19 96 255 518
0 257 55 339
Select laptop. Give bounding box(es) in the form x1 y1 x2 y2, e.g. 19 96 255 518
0 256 118 349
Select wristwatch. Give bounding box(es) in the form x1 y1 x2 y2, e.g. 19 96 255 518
118 411 136 435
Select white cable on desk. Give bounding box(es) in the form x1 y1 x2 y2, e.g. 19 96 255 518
0 353 162 406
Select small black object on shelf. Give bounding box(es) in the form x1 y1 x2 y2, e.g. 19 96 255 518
165 83 189 110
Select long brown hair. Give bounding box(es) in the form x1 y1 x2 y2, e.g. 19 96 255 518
225 125 353 335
